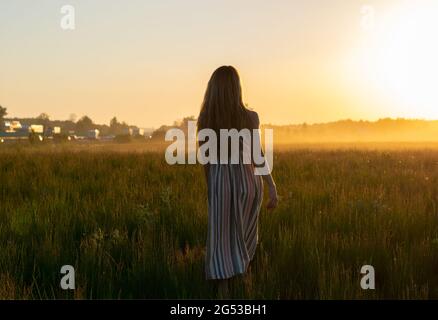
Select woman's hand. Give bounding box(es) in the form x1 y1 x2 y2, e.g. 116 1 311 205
266 184 278 210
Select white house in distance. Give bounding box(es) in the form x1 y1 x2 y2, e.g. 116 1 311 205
121 127 146 137
29 124 44 134
87 129 100 139
132 128 145 136
2 121 61 138
4 120 22 132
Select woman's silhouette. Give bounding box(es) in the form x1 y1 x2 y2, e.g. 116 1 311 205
197 66 278 297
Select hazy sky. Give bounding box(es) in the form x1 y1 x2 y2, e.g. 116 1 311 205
1 0 437 128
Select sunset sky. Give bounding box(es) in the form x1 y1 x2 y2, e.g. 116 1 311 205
1 0 438 128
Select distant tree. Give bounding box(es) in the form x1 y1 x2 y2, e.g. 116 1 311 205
110 117 118 128
76 115 94 133
109 116 130 135
182 116 196 126
36 112 51 127
37 113 50 121
98 124 111 136
180 116 196 134
109 117 120 134
0 105 6 118
169 116 196 131
69 113 77 123
151 125 170 140
0 105 7 132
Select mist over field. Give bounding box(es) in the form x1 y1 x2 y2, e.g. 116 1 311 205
262 119 438 143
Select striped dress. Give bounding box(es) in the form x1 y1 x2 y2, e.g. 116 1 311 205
205 160 264 280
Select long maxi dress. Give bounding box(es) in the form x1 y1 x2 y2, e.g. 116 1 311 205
205 136 264 280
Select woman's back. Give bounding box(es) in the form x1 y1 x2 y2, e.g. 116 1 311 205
199 66 277 285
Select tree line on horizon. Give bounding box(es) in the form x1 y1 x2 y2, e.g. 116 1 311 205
151 115 438 142
0 105 141 136
262 118 438 143
2 104 438 142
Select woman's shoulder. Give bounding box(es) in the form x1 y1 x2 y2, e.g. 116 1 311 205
246 109 260 128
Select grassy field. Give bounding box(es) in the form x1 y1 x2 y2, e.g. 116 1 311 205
0 142 438 299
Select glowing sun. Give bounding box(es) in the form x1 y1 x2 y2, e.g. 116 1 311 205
349 1 438 119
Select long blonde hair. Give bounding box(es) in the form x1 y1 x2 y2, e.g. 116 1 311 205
197 66 251 133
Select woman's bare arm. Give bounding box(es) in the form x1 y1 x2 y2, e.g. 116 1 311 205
249 110 278 210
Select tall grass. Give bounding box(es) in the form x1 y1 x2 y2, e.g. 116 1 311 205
0 143 437 299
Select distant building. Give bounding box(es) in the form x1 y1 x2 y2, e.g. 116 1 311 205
132 128 145 136
4 120 22 132
46 126 61 135
29 125 44 134
120 127 145 137
122 127 134 136
87 129 100 139
0 120 28 139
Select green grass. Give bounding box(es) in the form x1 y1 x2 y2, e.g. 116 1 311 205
0 143 438 299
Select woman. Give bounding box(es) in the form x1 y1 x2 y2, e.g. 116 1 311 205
197 66 278 296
